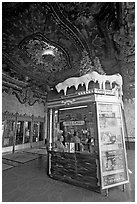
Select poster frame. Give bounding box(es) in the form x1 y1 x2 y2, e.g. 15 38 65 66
96 101 129 190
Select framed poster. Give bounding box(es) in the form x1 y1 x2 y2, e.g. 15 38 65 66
96 102 129 189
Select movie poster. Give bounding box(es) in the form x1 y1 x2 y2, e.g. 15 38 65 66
97 103 129 189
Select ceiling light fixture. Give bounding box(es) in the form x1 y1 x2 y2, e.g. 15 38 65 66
42 49 55 56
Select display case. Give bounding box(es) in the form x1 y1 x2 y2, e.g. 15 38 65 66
47 71 129 194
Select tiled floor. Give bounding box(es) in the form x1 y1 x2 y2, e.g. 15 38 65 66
2 150 135 202
2 151 39 163
2 163 13 171
23 147 47 155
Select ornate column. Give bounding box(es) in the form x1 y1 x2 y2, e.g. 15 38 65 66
30 115 34 148
52 109 58 148
49 108 53 150
43 105 48 145
23 122 26 144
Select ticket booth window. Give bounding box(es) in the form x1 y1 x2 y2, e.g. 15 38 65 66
53 105 96 153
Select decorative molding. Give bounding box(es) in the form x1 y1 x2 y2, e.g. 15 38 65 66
2 2 135 100
61 99 76 106
2 72 47 106
79 50 105 76
18 32 71 71
49 3 90 52
3 86 46 106
2 84 47 107
2 111 44 122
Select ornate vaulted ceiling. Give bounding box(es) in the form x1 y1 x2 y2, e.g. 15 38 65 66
2 2 135 100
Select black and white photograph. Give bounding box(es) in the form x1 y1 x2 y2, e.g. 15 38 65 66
2 1 135 202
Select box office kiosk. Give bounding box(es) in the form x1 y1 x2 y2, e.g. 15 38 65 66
47 71 129 195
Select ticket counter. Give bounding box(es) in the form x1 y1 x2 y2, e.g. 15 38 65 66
47 71 129 194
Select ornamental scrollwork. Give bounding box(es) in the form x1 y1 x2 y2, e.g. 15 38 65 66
2 86 46 106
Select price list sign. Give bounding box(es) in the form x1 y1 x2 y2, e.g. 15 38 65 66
97 103 129 189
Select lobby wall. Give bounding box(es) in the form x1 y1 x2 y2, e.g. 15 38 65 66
2 91 46 153
124 99 135 140
2 92 45 117
2 91 135 142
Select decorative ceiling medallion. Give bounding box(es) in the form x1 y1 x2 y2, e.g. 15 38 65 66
19 33 70 73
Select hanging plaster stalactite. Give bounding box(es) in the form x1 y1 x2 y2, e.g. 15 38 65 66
55 71 123 96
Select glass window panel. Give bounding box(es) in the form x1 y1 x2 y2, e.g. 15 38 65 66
33 122 39 142
2 120 15 147
39 122 44 141
16 121 24 145
53 106 96 153
24 121 31 143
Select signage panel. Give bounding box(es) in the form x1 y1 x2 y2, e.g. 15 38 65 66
97 103 129 189
63 121 85 126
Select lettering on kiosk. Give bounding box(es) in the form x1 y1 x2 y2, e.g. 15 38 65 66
63 121 85 126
